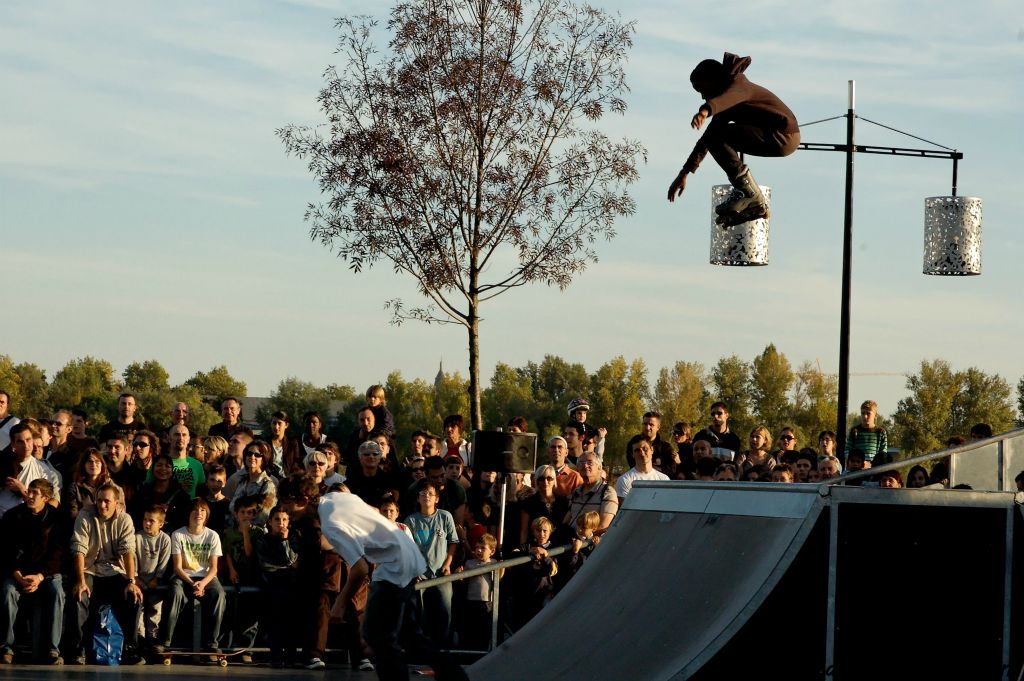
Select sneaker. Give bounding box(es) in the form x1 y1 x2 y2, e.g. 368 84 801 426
48 650 63 666
240 653 253 664
73 653 87 665
0 650 12 664
304 657 326 670
204 647 223 664
150 643 167 654
358 658 375 671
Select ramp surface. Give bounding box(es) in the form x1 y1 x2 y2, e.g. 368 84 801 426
469 482 823 681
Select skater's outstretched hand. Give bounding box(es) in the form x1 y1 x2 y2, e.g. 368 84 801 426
667 170 688 202
691 105 710 130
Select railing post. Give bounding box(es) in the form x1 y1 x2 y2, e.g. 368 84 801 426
1002 505 1014 677
497 478 509 554
998 439 1006 491
824 498 839 678
490 565 500 651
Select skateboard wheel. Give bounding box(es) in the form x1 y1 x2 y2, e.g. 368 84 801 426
219 659 227 667
162 658 172 665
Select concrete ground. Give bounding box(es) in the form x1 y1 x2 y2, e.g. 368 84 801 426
0 662 391 680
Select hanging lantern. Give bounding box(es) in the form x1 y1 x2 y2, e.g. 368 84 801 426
709 185 771 266
922 196 982 275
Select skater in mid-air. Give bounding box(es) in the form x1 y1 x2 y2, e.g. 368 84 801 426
667 52 800 226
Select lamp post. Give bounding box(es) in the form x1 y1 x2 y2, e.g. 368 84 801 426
838 80 855 458
710 81 982 453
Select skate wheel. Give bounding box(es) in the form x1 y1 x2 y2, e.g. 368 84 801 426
162 658 172 665
219 658 228 667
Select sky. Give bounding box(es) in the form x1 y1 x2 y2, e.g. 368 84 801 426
2 0 1022 418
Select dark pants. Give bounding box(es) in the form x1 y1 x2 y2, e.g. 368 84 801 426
263 576 295 663
458 600 492 652
705 121 800 179
223 584 258 650
302 588 332 660
419 581 452 646
66 574 141 659
302 588 363 663
361 580 467 681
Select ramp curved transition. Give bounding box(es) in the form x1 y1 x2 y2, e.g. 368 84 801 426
468 483 824 681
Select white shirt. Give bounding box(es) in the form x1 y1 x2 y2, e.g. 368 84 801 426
301 434 327 457
318 492 425 586
0 456 61 517
36 459 64 499
614 467 669 501
171 526 222 579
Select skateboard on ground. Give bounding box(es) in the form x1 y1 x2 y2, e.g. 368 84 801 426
155 648 249 667
715 204 770 228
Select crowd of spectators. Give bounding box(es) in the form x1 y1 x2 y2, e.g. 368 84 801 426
0 387 998 672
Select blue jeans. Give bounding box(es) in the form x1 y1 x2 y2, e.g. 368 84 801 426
420 581 453 646
362 579 466 681
161 576 225 649
1 575 64 659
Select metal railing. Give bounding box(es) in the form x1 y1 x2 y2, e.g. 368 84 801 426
414 540 590 654
832 426 1024 489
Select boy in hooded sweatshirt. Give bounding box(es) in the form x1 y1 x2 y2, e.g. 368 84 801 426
667 52 800 225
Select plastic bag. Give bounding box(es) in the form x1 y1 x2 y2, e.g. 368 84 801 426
93 604 124 666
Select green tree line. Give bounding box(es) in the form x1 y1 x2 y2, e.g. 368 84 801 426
1 351 1018 471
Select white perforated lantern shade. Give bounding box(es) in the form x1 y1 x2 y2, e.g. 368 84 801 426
923 196 982 276
709 184 771 266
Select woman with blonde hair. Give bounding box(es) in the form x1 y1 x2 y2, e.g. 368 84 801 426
519 464 569 544
737 425 776 477
203 435 229 471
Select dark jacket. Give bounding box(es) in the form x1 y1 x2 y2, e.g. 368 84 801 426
625 433 676 471
208 421 244 440
0 503 66 579
693 427 743 457
369 405 396 437
292 508 342 592
255 532 300 580
129 479 191 533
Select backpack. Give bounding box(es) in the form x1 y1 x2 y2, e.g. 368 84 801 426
93 604 124 665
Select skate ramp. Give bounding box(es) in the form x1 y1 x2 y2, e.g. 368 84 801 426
468 482 825 681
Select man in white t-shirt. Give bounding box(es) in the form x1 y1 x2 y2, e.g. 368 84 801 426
0 423 60 518
615 437 669 505
319 490 467 681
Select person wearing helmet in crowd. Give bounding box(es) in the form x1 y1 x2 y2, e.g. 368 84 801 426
566 399 605 459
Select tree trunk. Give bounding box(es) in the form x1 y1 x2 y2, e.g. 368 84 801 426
467 302 483 432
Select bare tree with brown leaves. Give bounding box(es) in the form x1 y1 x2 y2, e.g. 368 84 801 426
278 0 646 430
